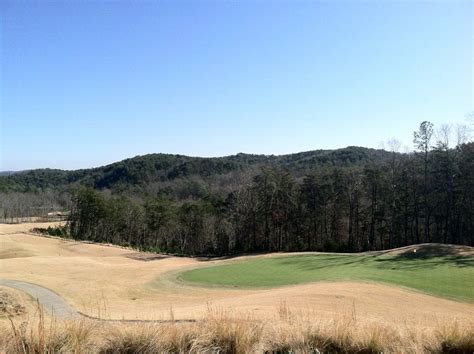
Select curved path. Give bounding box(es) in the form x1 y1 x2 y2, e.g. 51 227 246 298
0 279 196 323
0 279 79 319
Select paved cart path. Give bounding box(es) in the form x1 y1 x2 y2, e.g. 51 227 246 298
0 279 79 319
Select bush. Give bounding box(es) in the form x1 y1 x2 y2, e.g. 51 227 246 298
32 225 69 238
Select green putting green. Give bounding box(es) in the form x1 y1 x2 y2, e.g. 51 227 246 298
179 247 474 302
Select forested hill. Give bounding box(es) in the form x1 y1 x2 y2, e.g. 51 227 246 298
2 131 473 255
0 146 391 193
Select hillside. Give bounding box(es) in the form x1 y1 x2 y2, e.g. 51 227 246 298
0 146 391 193
1 142 473 256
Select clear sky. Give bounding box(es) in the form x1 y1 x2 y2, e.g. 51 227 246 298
1 1 472 171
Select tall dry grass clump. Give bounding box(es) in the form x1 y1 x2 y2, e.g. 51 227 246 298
427 322 474 354
264 316 391 353
262 302 464 353
99 323 161 353
2 308 96 353
191 307 264 353
1 304 473 353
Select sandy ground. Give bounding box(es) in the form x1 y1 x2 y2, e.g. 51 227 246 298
0 222 473 328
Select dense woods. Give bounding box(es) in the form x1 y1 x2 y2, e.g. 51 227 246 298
1 121 473 254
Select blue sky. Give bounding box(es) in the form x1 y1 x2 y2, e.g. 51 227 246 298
1 1 472 170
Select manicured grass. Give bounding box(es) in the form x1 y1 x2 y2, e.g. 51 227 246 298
179 248 474 302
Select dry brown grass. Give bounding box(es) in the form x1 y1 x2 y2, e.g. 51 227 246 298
0 287 26 317
0 305 473 354
428 323 474 353
1 222 473 326
1 222 473 353
2 308 96 353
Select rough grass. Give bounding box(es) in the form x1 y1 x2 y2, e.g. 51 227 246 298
179 245 474 302
0 305 473 353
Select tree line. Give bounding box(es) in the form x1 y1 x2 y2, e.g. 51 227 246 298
0 190 70 223
65 122 474 255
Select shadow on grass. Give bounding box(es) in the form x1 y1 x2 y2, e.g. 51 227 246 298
375 244 474 269
270 244 473 271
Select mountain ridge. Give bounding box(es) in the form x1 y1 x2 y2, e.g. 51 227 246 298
0 146 397 193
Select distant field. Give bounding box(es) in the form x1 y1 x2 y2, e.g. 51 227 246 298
179 245 474 302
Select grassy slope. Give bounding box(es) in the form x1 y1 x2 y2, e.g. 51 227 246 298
179 249 474 302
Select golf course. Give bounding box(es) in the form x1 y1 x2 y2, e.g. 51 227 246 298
179 244 474 302
1 223 473 352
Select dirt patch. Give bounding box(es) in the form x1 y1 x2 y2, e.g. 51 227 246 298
0 288 26 317
124 253 171 262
